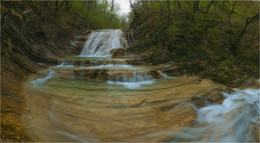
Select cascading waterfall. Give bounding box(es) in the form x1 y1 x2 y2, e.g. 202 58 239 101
80 29 128 57
32 29 156 89
79 29 155 88
107 71 155 88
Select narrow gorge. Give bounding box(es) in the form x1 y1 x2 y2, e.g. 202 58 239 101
1 1 259 142
21 29 259 142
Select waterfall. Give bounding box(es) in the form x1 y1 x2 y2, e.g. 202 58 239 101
107 71 155 88
80 29 128 57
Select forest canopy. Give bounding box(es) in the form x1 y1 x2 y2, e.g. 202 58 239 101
47 0 128 29
127 0 259 85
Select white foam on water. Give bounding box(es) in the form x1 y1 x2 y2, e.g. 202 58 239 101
107 80 155 89
31 69 55 87
87 64 138 69
56 62 74 67
157 70 175 79
136 88 260 142
198 88 259 123
77 55 109 58
80 29 128 57
107 71 155 88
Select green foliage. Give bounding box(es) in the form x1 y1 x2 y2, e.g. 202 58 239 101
127 1 259 85
129 1 258 62
56 1 127 29
127 40 154 53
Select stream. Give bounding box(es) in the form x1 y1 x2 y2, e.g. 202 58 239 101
23 29 259 142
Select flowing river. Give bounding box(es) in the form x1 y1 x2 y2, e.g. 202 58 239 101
23 29 259 142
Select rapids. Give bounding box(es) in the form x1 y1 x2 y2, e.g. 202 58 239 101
23 29 259 142
136 88 260 142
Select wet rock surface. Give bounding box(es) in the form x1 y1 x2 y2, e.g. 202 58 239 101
2 2 258 142
1 2 86 141
23 75 229 142
2 4 256 141
22 29 232 141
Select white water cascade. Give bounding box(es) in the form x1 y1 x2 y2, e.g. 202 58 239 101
80 29 128 57
79 29 155 88
107 71 155 89
138 88 260 142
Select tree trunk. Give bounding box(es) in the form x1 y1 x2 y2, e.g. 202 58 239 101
69 0 73 9
230 12 259 55
228 0 237 25
55 1 59 11
166 0 171 27
177 1 181 10
193 1 199 13
205 1 214 15
66 0 69 12
166 0 171 48
55 1 65 12
86 1 90 21
129 0 138 18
